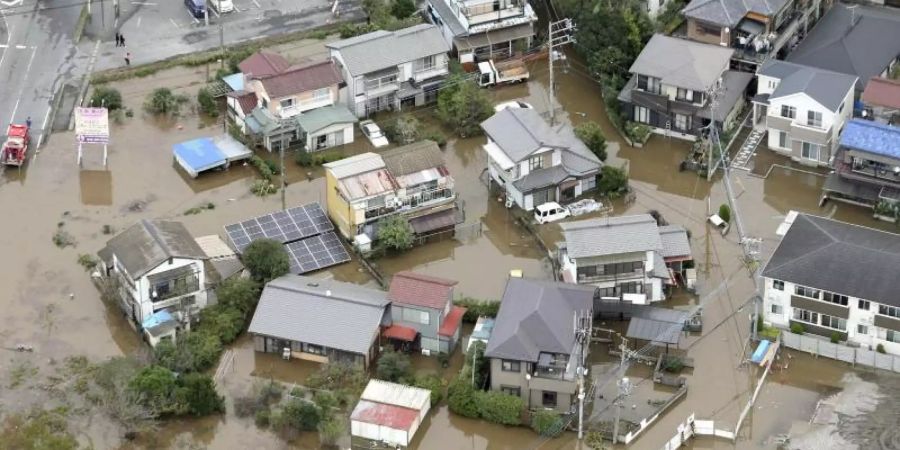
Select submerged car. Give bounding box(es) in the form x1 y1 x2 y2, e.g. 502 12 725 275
360 120 389 148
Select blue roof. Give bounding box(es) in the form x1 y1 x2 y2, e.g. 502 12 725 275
750 340 771 364
222 73 244 91
841 119 900 159
173 137 227 173
142 310 176 329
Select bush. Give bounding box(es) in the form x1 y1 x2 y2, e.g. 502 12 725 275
313 390 339 412
145 88 186 115
199 304 245 343
530 409 564 437
0 409 79 450
216 278 261 317
413 374 445 406
376 347 413 383
447 378 479 418
197 87 219 117
830 332 842 344
255 409 271 427
790 322 805 334
390 0 416 18
250 155 275 181
77 254 99 272
877 343 886 354
454 297 499 322
281 399 322 432
478 391 524 425
306 362 368 397
625 122 651 143
295 151 313 166
251 179 277 196
466 341 489 388
437 74 494 137
242 238 291 283
598 165 628 195
422 129 448 147
574 121 607 161
91 86 123 110
376 215 415 252
129 365 181 415
153 331 223 373
177 373 225 416
318 415 347 446
718 204 732 224
383 114 420 144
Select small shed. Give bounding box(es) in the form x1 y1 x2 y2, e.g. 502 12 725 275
173 134 252 178
351 380 431 447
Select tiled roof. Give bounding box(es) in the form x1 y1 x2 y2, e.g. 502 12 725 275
388 271 457 310
226 90 258 115
104 220 206 278
658 225 693 259
561 214 663 259
438 306 466 337
759 60 857 111
381 141 446 177
257 60 343 98
840 119 900 159
629 34 733 92
862 77 900 110
682 0 790 27
327 24 450 76
239 51 290 78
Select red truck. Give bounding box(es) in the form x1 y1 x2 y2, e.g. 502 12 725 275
1 124 29 166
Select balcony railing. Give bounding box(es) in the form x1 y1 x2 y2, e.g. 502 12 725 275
150 275 200 302
576 268 645 283
363 187 456 220
365 73 400 95
413 60 449 82
278 96 334 118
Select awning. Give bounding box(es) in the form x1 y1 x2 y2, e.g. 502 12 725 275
383 325 418 342
438 306 467 337
738 19 765 36
626 316 682 345
409 208 458 235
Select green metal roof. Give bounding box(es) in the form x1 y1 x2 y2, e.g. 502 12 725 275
296 105 358 134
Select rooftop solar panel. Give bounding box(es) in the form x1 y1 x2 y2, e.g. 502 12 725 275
285 232 351 274
224 203 334 252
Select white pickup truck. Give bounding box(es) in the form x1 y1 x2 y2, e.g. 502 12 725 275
477 59 529 87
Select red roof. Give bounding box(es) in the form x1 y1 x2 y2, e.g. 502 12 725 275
238 51 290 78
862 77 900 109
351 400 419 430
388 271 457 310
258 60 344 99
226 90 258 115
382 324 418 342
438 306 466 337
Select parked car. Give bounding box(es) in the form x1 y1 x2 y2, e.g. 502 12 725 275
210 0 233 13
184 0 206 18
494 100 534 112
360 120 389 148
534 202 571 224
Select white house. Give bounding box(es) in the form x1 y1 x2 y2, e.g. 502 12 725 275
480 108 602 211
98 220 209 338
426 0 536 64
762 213 900 355
351 380 432 447
327 24 451 117
753 60 858 167
558 215 692 304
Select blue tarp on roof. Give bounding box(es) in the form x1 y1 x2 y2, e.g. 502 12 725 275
223 73 244 91
142 310 175 330
173 137 227 177
841 119 900 159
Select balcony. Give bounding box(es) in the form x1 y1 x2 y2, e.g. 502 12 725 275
278 96 334 119
413 60 449 82
532 352 576 381
363 186 456 220
576 268 645 283
149 275 200 303
364 71 400 97
463 3 526 26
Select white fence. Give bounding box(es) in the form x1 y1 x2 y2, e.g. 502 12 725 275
656 414 735 450
781 332 900 373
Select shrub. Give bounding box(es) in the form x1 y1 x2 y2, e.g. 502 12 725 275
197 87 219 117
390 0 416 18
129 365 181 415
437 352 451 368
383 114 420 144
242 238 291 283
877 343 886 354
421 129 448 147
153 331 223 373
478 391 524 425
216 278 261 317
295 151 313 166
718 204 732 224
306 362 368 397
318 415 347 446
598 165 628 195
413 374 445 406
447 378 479 418
830 332 842 344
376 215 415 252
250 155 275 180
255 409 271 427
790 322 805 334
376 347 413 383
466 341 489 388
0 409 79 450
454 298 499 322
437 74 493 137
574 121 607 161
145 88 186 115
530 409 564 437
251 179 277 196
199 304 245 343
280 399 322 432
313 390 339 413
177 373 225 416
625 122 651 143
90 86 123 110
77 254 99 272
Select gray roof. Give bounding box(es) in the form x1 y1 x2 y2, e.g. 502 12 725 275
761 214 900 308
758 60 858 111
629 34 734 92
787 4 900 91
651 252 669 279
381 140 446 176
626 316 681 345
561 214 663 259
682 0 790 27
485 278 595 361
248 275 389 355
513 165 570 193
295 104 358 134
428 0 466 37
327 24 450 76
697 70 753 122
104 220 206 278
658 225 692 259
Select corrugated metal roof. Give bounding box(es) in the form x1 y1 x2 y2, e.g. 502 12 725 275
351 400 419 430
561 215 663 259
362 379 432 410
327 24 450 76
296 104 358 134
324 152 385 179
388 271 456 310
658 225 692 259
628 34 733 92
194 235 236 259
626 316 682 345
105 220 207 278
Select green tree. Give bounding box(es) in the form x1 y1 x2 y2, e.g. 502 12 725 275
197 87 219 117
531 409 564 437
384 114 421 144
177 373 224 416
318 415 347 446
575 121 608 161
216 278 261 316
447 378 480 418
91 86 124 110
718 204 732 223
200 304 245 343
413 374 445 406
0 409 79 450
154 331 223 373
437 76 493 137
598 165 628 195
362 0 392 27
242 238 291 283
376 347 413 383
390 0 416 18
478 391 524 425
129 365 182 415
281 399 323 431
466 340 489 388
376 215 415 252
145 87 183 115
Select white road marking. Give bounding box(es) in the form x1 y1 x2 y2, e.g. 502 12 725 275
0 44 6 48
14 44 25 49
41 105 51 138
169 18 180 28
233 4 240 11
211 8 219 18
7 46 37 125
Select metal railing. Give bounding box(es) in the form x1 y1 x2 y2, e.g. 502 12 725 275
364 73 399 93
150 276 200 302
577 268 645 283
363 187 456 220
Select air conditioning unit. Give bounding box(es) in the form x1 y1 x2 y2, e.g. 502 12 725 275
421 349 431 356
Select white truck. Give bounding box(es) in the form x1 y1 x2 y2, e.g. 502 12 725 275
477 59 529 87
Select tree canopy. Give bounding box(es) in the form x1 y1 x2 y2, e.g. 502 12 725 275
242 238 291 282
376 215 415 252
437 73 494 137
575 121 608 161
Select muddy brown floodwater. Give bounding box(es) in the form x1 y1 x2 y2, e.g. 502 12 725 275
1 41 898 450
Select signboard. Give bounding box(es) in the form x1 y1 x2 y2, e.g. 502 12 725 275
74 107 110 144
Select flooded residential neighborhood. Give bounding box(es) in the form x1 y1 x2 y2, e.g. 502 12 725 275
2 0 900 448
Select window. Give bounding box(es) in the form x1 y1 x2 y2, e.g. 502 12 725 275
402 308 430 325
880 328 900 344
778 131 788 149
807 110 823 128
418 55 436 71
577 265 598 279
528 155 543 171
634 106 650 124
304 343 325 355
773 280 784 291
542 391 557 408
695 22 721 37
879 304 900 318
674 113 691 131
582 175 597 192
801 142 821 161
858 299 870 310
637 75 661 94
794 285 820 299
500 386 521 397
501 360 521 372
676 88 693 102
279 98 294 109
793 308 818 324
838 102 845 114
261 98 269 108
820 314 846 331
313 88 330 101
822 292 849 306
780 105 796 119
857 324 868 335
619 281 643 294
770 304 783 315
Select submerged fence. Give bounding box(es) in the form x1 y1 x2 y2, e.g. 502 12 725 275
781 332 900 374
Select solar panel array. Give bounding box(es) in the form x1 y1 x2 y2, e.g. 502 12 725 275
225 203 333 252
225 203 350 275
285 232 351 274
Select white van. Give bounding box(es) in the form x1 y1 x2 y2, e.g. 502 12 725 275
534 202 571 224
210 0 233 13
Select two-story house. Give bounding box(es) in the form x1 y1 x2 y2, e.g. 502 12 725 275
617 34 752 141
558 215 692 304
682 0 825 67
861 77 900 126
753 60 857 167
485 277 595 413
98 220 208 335
480 108 601 211
762 213 900 355
822 120 900 209
327 24 451 117
323 141 459 240
426 0 536 64
383 271 466 355
232 52 357 152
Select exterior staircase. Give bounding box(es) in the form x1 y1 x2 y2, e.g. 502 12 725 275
731 129 764 171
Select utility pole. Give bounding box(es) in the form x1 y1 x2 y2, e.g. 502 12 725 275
612 377 633 444
219 20 226 69
548 18 576 125
280 144 286 210
204 2 209 27
575 310 591 440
